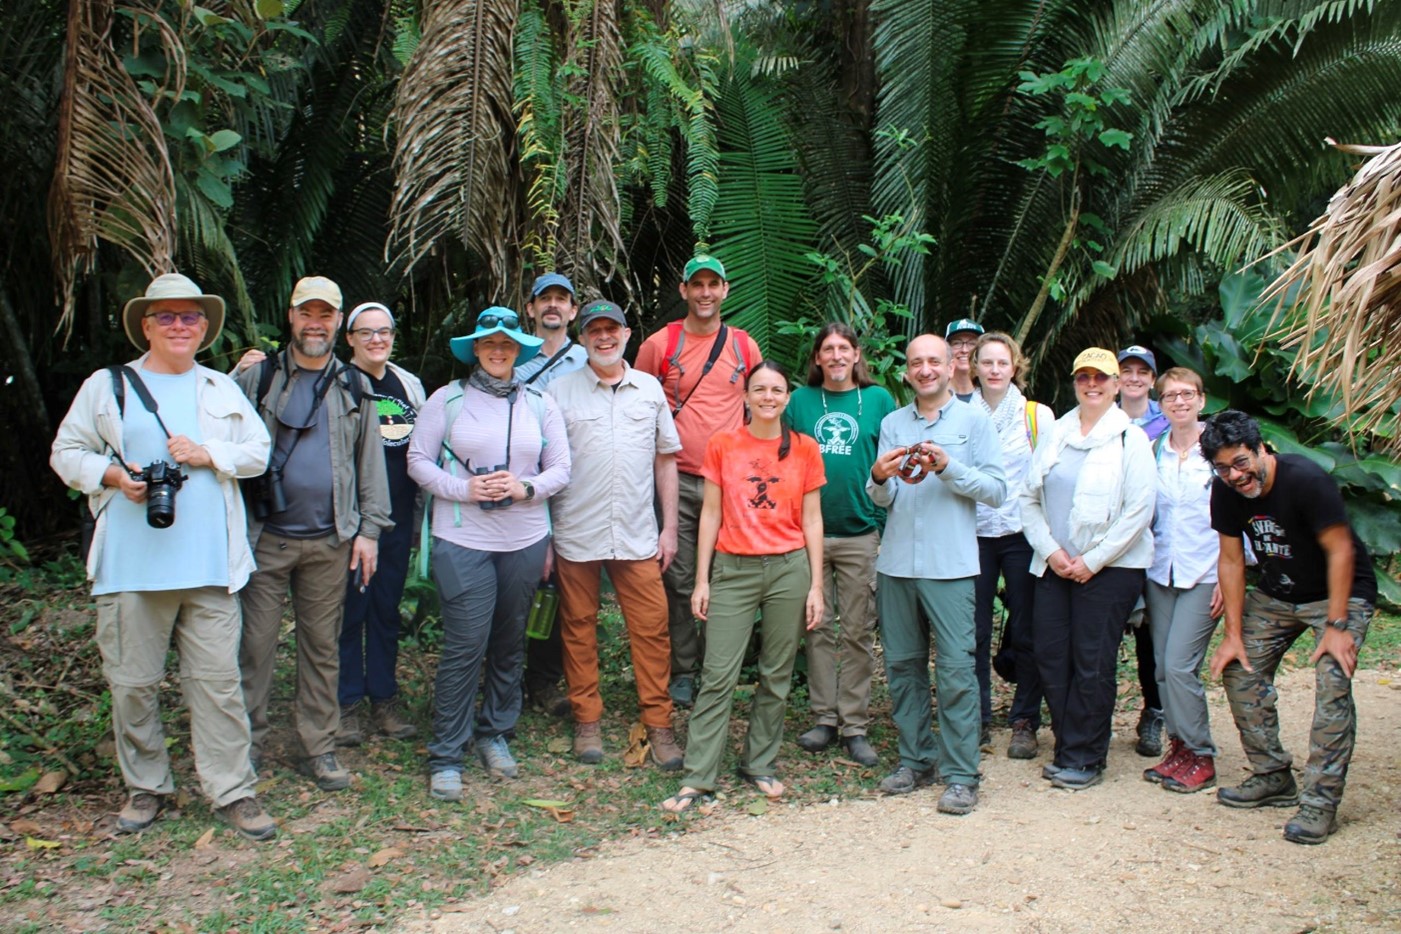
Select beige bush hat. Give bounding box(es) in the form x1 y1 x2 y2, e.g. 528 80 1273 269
122 273 226 352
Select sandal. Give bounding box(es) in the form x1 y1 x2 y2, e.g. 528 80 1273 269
740 773 785 798
661 787 714 814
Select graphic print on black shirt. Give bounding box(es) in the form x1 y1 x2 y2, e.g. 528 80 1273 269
1210 453 1376 604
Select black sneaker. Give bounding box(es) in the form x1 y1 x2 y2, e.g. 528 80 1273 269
668 676 696 709
1134 707 1164 757
1007 720 1038 759
796 724 837 752
1217 769 1299 809
1283 803 1339 845
842 735 879 767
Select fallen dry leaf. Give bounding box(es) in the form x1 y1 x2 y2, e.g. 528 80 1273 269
194 828 215 850
25 837 60 850
329 867 371 894
546 738 571 754
545 807 575 823
747 799 768 816
10 819 42 836
33 771 67 795
622 722 649 769
368 847 405 868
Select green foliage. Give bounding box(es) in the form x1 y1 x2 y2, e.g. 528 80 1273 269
0 508 30 569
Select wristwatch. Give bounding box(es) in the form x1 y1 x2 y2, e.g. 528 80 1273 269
522 480 535 501
1325 617 1348 631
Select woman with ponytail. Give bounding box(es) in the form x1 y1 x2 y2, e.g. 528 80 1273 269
661 361 826 813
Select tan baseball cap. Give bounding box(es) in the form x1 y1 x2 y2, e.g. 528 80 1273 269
290 275 343 311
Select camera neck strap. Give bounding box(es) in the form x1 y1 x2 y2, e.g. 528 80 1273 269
111 365 175 441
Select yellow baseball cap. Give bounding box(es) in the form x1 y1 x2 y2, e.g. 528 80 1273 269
1071 347 1119 376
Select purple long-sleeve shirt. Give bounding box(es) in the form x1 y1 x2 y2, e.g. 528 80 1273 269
407 382 570 552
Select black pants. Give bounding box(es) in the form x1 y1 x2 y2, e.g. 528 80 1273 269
974 533 1043 726
1034 567 1145 770
1131 613 1161 710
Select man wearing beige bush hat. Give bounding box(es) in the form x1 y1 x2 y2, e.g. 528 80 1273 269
51 272 277 841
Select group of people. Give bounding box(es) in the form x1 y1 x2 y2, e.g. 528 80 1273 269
51 255 1375 847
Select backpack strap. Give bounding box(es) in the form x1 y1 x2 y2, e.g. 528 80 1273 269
1152 430 1169 459
1024 399 1039 448
419 378 471 579
255 352 281 411
656 320 686 384
727 327 753 383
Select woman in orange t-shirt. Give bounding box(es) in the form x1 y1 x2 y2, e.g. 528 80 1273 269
661 362 825 813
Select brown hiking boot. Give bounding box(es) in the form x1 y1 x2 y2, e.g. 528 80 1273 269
372 698 418 739
335 702 364 747
573 721 604 764
1007 719 1038 759
647 726 684 771
217 796 277 841
116 792 165 834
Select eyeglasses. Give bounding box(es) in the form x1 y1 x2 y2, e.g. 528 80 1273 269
1160 389 1199 403
350 327 395 340
1073 371 1113 385
1211 455 1255 478
949 339 978 350
478 310 519 329
144 311 206 328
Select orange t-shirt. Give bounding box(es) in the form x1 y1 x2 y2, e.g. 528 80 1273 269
700 429 826 556
635 324 762 475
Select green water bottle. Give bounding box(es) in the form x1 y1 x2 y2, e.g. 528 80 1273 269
525 582 559 640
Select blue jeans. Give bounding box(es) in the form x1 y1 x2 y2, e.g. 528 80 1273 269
426 536 547 773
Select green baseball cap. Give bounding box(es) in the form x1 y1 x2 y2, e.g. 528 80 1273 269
683 254 727 282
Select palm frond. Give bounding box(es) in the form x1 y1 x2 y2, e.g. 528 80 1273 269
1265 140 1401 445
48 0 180 338
388 0 520 292
514 0 564 271
557 0 627 295
708 64 818 359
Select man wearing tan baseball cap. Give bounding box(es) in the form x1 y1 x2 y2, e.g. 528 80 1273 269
233 275 391 792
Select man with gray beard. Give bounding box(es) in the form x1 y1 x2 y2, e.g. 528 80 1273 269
546 300 685 769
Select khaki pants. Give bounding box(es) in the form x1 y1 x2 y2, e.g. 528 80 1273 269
96 587 256 807
558 557 673 728
239 532 350 759
805 531 878 736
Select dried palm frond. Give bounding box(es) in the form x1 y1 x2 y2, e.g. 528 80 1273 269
557 0 626 296
1263 139 1401 446
48 0 181 339
388 0 519 294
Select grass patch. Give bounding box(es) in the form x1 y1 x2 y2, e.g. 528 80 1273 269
2 549 1397 931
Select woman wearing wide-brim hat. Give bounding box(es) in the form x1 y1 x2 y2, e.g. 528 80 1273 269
406 307 571 803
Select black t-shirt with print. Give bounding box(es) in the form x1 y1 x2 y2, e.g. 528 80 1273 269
364 368 418 524
1210 453 1376 604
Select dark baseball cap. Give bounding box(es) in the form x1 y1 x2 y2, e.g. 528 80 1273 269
578 299 627 328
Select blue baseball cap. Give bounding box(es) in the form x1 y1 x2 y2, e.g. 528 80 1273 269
945 318 984 339
530 273 575 299
1117 345 1158 373
450 306 544 365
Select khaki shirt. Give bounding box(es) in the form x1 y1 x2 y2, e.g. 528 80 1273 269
547 364 681 562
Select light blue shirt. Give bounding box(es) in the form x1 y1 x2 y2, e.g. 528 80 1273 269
515 341 588 388
95 369 229 594
866 397 1007 580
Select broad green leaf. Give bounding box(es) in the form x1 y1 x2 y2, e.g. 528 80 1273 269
255 0 284 17
521 799 571 809
207 130 242 153
1098 129 1132 150
0 768 40 792
1347 500 1401 556
192 6 232 26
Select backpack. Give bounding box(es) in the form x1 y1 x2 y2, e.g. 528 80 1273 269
417 380 550 578
655 321 755 398
254 350 366 413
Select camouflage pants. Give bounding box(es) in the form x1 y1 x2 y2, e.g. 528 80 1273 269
1222 591 1372 809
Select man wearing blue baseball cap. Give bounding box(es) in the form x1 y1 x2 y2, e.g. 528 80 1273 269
945 319 984 402
517 273 588 389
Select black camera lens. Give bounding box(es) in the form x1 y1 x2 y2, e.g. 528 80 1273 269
140 461 185 529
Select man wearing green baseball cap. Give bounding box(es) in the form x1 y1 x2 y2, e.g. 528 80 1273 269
635 254 762 707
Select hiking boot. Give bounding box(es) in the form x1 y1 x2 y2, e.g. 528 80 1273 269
842 735 879 767
647 726 685 771
1051 767 1103 791
372 698 418 739
668 676 696 709
796 724 837 752
302 752 351 791
429 769 463 803
979 723 993 751
1143 737 1188 784
217 796 277 841
335 702 364 747
116 793 165 834
573 721 604 764
476 735 519 779
937 783 979 816
1007 720 1038 759
1163 753 1216 794
1217 769 1299 809
529 681 571 719
1283 803 1339 845
1134 707 1164 757
878 765 938 796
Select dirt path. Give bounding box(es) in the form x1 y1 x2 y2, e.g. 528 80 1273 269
406 670 1401 933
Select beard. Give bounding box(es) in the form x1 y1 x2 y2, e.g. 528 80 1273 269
588 347 626 368
294 330 334 359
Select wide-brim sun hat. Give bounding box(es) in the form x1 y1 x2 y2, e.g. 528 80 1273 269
450 306 543 366
122 273 226 352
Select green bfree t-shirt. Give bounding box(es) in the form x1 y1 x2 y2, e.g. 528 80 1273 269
785 384 897 537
